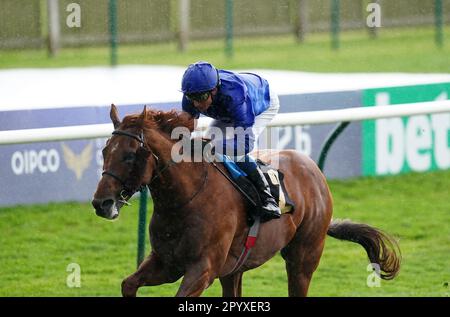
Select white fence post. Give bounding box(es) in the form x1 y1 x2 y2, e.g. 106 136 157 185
296 0 308 42
47 0 60 56
178 0 190 52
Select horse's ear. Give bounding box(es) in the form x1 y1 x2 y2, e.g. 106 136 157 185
137 105 148 127
110 104 121 129
142 105 148 120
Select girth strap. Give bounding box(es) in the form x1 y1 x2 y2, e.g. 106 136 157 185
227 216 261 276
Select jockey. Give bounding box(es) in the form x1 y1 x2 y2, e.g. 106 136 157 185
179 61 281 220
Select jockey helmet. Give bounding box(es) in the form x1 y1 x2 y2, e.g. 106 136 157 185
181 61 219 94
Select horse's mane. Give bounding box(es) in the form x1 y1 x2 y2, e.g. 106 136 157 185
121 109 194 135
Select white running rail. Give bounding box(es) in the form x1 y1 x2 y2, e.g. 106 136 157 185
0 100 449 145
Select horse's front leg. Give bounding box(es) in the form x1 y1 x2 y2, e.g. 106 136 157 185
219 272 243 297
175 259 217 297
121 251 175 297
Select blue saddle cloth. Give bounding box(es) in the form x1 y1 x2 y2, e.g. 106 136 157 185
219 154 247 179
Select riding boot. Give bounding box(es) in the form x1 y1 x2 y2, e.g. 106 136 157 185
245 165 281 220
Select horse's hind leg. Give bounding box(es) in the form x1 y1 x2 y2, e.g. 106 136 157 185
281 230 327 297
219 272 243 297
122 251 177 297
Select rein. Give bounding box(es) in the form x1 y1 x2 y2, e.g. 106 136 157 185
151 161 208 210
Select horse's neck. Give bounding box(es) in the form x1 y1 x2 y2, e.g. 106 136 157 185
145 129 202 211
145 129 173 163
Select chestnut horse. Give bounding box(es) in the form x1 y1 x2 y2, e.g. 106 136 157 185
92 105 401 297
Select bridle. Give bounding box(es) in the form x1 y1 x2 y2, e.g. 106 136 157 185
101 130 156 204
102 129 208 208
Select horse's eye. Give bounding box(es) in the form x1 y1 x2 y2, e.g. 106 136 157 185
123 152 136 163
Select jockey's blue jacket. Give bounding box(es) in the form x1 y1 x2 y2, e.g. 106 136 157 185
182 69 271 156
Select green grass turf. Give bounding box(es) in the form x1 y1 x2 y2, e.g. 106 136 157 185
0 25 448 297
1 26 450 72
0 169 448 297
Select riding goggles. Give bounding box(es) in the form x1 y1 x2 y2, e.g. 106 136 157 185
185 91 211 102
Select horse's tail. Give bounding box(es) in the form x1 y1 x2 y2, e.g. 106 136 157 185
327 219 401 280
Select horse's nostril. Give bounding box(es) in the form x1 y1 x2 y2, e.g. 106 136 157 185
101 199 114 210
92 198 114 213
95 208 104 217
92 198 102 210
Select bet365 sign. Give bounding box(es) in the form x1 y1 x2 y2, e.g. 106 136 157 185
362 83 450 176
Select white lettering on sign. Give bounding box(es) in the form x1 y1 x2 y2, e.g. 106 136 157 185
375 92 450 175
295 125 312 156
11 149 60 175
272 125 312 157
96 138 107 179
431 113 450 169
405 115 432 172
276 126 292 151
376 116 404 174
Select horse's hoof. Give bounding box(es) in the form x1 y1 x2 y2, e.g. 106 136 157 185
121 278 138 297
